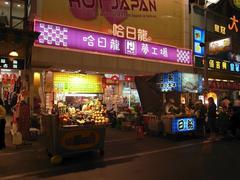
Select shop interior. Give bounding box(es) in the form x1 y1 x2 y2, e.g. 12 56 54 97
33 70 141 129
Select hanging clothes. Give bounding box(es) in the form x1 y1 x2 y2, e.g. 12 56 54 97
17 101 30 141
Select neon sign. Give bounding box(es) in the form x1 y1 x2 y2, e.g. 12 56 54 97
112 24 151 42
172 117 196 133
228 15 239 32
34 20 192 65
214 24 226 35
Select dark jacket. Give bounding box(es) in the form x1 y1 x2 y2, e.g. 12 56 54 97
208 103 216 118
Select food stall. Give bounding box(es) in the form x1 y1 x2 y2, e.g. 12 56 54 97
41 72 108 164
136 72 202 135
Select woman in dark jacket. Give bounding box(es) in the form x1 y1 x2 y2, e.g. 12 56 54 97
0 98 6 150
207 97 217 134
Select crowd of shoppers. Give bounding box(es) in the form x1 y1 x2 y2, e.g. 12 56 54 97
194 96 240 139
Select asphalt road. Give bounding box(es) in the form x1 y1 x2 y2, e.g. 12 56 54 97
0 128 240 180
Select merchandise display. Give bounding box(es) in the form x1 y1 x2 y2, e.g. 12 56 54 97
56 99 109 127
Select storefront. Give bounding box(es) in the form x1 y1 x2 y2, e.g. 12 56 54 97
31 0 194 115
191 2 240 105
136 71 203 135
29 1 197 151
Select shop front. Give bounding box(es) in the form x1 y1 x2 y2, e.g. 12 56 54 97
135 71 203 135
30 0 194 161
191 3 240 105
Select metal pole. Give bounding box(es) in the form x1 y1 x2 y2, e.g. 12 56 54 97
9 0 13 28
203 6 208 92
24 0 29 30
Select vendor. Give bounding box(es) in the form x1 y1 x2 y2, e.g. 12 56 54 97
165 98 179 115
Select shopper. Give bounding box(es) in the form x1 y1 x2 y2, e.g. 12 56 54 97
0 98 6 150
207 97 217 135
195 100 207 136
230 97 240 138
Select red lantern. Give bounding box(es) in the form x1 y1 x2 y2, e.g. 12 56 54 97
125 76 133 82
111 75 119 81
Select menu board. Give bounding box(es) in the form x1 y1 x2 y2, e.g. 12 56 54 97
0 57 24 70
53 73 103 94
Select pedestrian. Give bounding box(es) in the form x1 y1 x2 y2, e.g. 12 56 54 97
207 97 217 135
230 97 240 138
195 100 207 136
0 98 6 150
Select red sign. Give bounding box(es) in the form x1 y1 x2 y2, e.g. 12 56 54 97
209 81 240 90
102 77 119 85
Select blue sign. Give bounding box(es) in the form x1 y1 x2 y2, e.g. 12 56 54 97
193 27 205 57
172 117 196 133
157 72 203 93
157 72 181 92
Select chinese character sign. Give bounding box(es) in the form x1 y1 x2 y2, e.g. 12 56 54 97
207 57 240 74
34 20 192 65
172 117 196 133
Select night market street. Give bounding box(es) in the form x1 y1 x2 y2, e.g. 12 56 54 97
1 121 240 180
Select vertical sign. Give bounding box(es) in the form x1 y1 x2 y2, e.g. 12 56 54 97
193 27 205 57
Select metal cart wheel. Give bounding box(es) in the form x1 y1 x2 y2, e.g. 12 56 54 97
50 155 63 165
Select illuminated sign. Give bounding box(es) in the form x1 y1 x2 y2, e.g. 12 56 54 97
112 24 151 42
209 80 240 90
60 130 101 150
208 38 231 55
34 20 192 65
214 24 226 35
53 73 103 93
233 0 240 9
195 57 240 74
193 27 205 57
157 72 202 93
158 72 180 92
0 57 24 70
228 15 239 33
172 117 196 133
69 0 157 24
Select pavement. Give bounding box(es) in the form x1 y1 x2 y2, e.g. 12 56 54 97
0 119 239 180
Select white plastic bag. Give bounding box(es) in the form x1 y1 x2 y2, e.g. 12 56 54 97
12 132 22 145
205 117 208 123
12 123 18 134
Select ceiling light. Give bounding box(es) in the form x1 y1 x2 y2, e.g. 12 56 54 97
17 4 21 7
4 1 9 5
205 0 220 7
9 50 18 57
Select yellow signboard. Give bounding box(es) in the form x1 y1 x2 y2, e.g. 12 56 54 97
60 130 100 150
36 0 185 47
53 73 103 93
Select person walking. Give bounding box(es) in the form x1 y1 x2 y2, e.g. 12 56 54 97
207 97 217 136
195 100 207 137
0 98 6 150
230 97 240 138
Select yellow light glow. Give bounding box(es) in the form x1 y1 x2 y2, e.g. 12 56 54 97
9 50 18 57
53 72 103 93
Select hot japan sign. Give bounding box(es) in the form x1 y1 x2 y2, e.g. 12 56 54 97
34 20 192 65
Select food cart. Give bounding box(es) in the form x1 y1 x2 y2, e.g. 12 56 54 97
136 72 202 136
40 72 108 164
42 113 106 165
